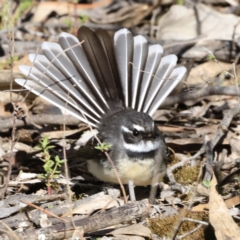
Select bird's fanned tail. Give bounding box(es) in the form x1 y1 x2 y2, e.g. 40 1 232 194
15 26 187 125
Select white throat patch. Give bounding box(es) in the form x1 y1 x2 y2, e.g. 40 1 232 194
123 139 160 152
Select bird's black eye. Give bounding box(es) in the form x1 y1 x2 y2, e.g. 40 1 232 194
133 129 139 137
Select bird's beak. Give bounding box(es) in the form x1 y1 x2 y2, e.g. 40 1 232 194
143 133 155 140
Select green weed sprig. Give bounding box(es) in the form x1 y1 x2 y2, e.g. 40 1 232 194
36 136 65 194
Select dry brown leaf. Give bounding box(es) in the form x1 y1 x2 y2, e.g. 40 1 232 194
33 0 112 22
88 1 157 28
2 142 33 153
195 125 218 136
41 129 82 139
166 137 204 145
188 61 232 85
209 173 240 240
158 125 185 133
152 109 173 121
108 224 151 238
192 194 240 212
0 101 12 117
0 91 23 104
196 183 210 197
158 4 240 42
191 203 209 212
16 129 33 143
225 195 240 208
0 70 26 91
195 126 234 145
229 135 240 156
62 194 124 216
110 235 144 240
13 55 32 73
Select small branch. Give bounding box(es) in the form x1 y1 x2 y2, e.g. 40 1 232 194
162 86 239 108
172 217 208 240
203 141 213 182
0 114 82 130
21 200 68 223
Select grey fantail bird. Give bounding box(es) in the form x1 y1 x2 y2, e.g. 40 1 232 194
15 26 186 186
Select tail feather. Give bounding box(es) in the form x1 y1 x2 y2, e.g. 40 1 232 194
131 35 148 109
15 78 98 126
19 65 101 120
95 29 124 103
148 66 187 116
59 32 108 111
137 44 163 112
143 55 177 113
41 42 105 115
28 54 96 114
78 26 119 104
114 28 133 108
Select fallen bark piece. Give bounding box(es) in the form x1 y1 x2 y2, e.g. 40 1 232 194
15 199 150 240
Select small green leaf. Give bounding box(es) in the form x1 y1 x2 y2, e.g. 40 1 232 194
45 145 55 150
202 180 211 188
207 53 216 61
95 142 112 151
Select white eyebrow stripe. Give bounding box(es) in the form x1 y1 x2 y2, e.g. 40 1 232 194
123 140 160 152
133 124 145 132
121 126 132 133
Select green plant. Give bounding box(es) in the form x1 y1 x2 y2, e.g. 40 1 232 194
202 180 211 188
36 136 65 194
7 55 19 66
14 0 33 24
206 49 235 79
95 142 112 151
1 1 13 30
36 135 54 159
79 14 88 24
176 0 184 5
63 18 73 29
1 0 33 29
